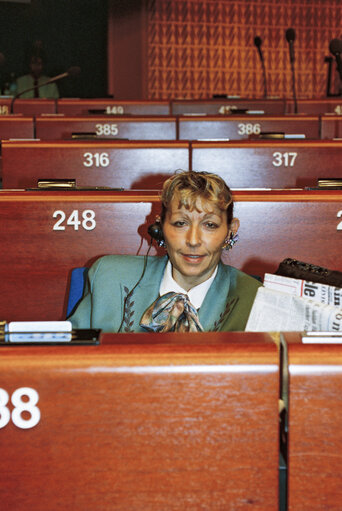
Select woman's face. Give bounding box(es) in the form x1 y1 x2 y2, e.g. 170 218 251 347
162 195 236 291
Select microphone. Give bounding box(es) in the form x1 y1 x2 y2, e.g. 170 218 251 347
286 28 296 63
254 36 268 98
10 66 81 112
285 28 298 113
254 36 263 62
329 38 342 81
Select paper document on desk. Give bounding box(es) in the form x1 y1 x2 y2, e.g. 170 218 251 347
246 287 342 332
263 273 342 306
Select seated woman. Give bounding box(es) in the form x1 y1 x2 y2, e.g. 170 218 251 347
69 170 261 332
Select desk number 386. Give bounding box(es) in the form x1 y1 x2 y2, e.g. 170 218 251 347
0 387 40 429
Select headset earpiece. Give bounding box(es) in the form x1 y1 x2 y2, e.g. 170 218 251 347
148 222 165 246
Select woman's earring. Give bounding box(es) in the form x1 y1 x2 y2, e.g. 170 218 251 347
223 232 239 251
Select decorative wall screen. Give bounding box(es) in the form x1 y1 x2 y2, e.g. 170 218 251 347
146 0 342 99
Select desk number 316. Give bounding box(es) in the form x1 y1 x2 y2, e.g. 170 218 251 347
0 388 40 429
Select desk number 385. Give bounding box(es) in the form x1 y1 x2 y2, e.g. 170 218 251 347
0 387 40 429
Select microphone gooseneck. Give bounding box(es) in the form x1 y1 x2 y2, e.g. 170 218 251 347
254 35 267 98
329 38 342 81
10 66 81 113
285 28 298 113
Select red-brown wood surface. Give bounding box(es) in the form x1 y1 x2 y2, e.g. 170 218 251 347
57 99 171 115
1 140 190 189
0 332 279 511
0 115 34 139
321 115 342 139
192 139 342 188
286 99 342 115
35 115 177 140
178 115 320 140
285 332 342 510
12 99 56 115
171 99 286 115
0 189 342 320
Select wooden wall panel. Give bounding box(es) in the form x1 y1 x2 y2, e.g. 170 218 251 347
145 0 342 99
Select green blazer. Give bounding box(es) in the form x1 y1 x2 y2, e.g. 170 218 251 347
69 255 261 332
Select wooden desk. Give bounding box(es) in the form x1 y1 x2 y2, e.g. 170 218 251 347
35 115 177 140
0 115 34 139
227 189 342 277
0 331 279 511
0 189 341 320
178 115 320 140
171 99 285 115
285 332 342 510
57 99 171 115
12 99 56 115
191 140 342 188
1 140 190 189
320 115 342 139
286 99 342 115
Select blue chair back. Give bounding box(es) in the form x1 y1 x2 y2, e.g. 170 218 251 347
66 267 88 317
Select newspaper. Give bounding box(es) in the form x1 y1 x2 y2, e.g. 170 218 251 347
245 287 342 332
263 273 342 306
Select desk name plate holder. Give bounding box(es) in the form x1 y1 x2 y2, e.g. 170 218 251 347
0 321 100 345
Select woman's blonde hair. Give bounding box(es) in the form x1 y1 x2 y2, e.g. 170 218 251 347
161 170 234 226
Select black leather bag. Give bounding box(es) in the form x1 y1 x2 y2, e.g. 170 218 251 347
275 258 342 288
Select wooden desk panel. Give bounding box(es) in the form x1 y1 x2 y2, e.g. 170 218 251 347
222 190 342 277
286 99 342 115
178 115 320 140
0 191 160 321
35 115 177 140
285 332 342 510
320 115 342 139
191 140 342 188
12 99 56 115
1 140 190 189
171 99 285 115
57 99 171 115
0 115 34 139
0 332 279 511
0 190 341 321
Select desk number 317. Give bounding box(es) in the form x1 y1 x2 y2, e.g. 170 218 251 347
0 388 40 429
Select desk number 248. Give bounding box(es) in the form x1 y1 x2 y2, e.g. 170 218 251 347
0 387 40 429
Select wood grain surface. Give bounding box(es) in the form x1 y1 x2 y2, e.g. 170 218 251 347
171 99 286 115
321 115 342 139
192 139 342 188
0 332 279 511
1 140 190 190
35 115 177 140
57 99 171 116
0 116 34 139
285 332 342 510
178 115 320 140
12 99 56 115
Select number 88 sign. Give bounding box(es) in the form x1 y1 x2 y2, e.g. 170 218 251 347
0 387 40 429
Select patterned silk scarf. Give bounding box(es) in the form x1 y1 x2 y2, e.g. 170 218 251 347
140 292 204 333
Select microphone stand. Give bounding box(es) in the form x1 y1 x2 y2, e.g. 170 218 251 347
261 57 268 98
10 68 79 113
289 44 298 114
10 74 65 113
